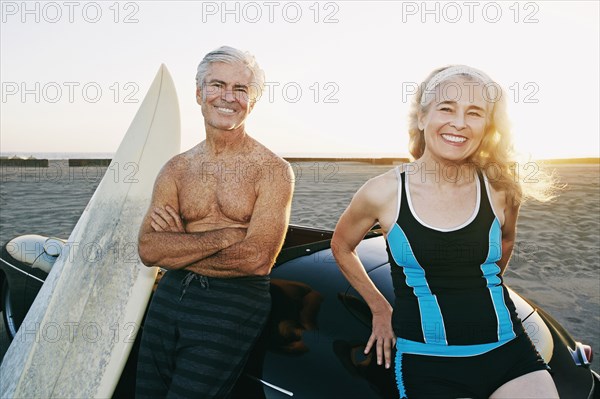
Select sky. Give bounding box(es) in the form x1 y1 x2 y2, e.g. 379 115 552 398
1 0 599 159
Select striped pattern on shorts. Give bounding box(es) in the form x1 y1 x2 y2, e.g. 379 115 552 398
136 269 271 399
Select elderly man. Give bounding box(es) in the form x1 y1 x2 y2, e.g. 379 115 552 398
136 46 294 398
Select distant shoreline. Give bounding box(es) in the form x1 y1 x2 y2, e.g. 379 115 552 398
1 156 599 167
535 157 600 165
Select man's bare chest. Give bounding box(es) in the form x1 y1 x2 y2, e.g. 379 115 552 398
177 161 260 227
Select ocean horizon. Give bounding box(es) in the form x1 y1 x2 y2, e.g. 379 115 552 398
1 152 599 163
0 152 117 160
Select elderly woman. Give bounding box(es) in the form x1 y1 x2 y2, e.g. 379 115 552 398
331 65 559 398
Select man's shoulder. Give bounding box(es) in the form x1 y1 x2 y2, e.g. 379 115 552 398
243 137 292 189
158 145 202 179
168 144 205 166
247 136 289 166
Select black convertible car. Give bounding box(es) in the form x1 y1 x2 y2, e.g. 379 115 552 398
1 225 598 398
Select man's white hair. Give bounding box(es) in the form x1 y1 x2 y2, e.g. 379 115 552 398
195 46 265 101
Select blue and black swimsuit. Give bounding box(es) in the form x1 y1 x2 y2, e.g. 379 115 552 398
386 168 548 398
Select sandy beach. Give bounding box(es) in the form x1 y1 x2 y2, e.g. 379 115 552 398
0 160 598 372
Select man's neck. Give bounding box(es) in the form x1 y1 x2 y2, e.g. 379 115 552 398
205 125 249 156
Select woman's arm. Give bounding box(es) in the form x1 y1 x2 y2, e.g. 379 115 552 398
331 176 396 369
498 196 520 274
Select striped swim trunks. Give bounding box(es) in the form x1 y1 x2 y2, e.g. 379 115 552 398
136 269 271 398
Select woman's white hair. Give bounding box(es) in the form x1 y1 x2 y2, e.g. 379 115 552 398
408 65 560 204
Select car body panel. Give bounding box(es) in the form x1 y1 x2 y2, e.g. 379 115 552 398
0 227 596 398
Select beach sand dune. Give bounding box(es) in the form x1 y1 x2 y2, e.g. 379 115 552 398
0 161 598 372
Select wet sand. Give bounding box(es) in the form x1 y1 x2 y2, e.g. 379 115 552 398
0 160 598 371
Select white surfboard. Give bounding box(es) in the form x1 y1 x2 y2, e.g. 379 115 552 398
0 64 181 398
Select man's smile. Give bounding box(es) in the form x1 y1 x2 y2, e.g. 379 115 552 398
215 106 236 114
